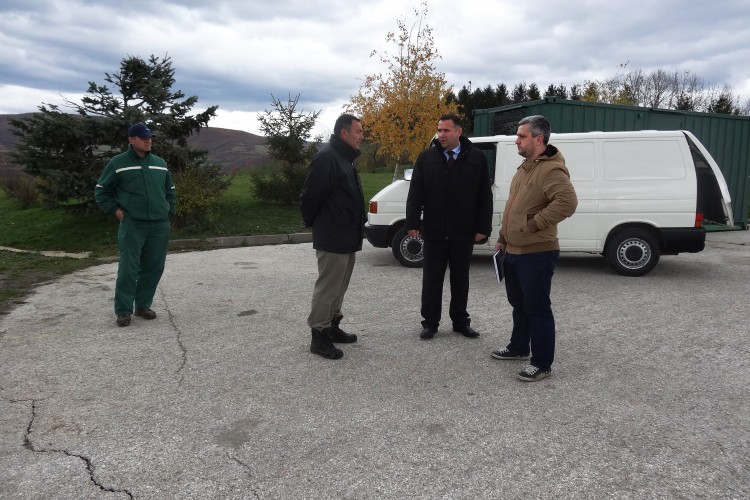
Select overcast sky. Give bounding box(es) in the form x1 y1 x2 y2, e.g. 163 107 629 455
2 0 749 138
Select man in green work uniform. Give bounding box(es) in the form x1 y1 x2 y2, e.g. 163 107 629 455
95 123 176 327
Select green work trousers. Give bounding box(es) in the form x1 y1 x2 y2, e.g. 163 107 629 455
114 217 170 315
307 250 356 331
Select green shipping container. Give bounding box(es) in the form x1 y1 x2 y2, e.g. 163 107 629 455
473 97 750 226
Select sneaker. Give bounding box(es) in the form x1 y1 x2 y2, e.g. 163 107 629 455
134 307 157 320
491 348 530 360
517 365 552 382
116 314 131 327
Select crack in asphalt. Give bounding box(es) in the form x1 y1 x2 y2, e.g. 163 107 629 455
22 399 134 499
228 454 261 499
159 288 187 386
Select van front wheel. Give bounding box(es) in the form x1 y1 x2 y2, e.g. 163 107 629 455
606 229 661 277
392 227 424 267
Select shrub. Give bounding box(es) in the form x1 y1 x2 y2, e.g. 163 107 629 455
172 163 231 229
250 160 307 205
0 174 39 209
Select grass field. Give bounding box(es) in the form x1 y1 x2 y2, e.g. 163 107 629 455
0 170 396 314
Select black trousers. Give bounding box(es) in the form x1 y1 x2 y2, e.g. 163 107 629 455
420 239 474 329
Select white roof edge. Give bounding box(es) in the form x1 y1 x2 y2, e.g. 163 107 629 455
471 130 689 142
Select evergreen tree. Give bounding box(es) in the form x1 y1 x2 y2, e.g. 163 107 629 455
708 92 736 114
512 82 529 103
495 83 511 106
10 55 223 224
252 94 320 204
676 93 694 111
528 83 542 101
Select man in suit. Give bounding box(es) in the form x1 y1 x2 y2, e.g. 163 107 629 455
405 113 493 340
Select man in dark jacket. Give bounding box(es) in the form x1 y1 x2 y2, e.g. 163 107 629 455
300 114 365 359
406 113 493 340
95 123 176 327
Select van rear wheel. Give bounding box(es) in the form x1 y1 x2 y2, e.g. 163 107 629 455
606 228 661 277
392 227 424 267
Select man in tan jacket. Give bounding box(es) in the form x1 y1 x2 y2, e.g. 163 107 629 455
491 115 577 381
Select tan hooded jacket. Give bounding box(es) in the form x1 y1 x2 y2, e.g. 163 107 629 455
499 144 578 254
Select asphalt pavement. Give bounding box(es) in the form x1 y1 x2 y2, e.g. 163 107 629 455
1 229 749 499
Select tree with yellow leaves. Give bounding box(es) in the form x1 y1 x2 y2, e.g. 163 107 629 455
347 3 458 179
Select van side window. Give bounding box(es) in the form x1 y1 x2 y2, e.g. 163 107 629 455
473 143 497 184
554 142 595 181
603 140 685 180
685 134 711 171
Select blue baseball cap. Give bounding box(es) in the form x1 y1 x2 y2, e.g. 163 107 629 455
128 123 154 139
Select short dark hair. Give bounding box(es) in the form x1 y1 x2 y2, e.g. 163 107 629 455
334 114 361 136
519 115 551 144
438 113 463 129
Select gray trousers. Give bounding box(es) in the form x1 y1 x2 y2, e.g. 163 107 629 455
307 250 356 331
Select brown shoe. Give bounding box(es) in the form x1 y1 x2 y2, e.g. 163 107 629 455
116 314 131 327
134 307 156 320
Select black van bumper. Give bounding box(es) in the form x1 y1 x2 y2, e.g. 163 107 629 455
364 223 391 248
661 228 706 254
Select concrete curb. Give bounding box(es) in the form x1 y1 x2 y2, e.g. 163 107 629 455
0 246 93 259
0 233 313 259
169 232 313 251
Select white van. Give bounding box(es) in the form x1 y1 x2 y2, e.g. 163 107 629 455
364 130 734 276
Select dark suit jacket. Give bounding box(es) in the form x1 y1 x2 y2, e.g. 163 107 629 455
406 135 493 241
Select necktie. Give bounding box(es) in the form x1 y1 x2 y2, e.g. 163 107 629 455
446 150 455 168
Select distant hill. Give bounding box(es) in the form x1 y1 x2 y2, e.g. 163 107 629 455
0 114 270 178
189 125 270 172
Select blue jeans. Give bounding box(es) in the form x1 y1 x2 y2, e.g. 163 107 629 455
503 251 560 371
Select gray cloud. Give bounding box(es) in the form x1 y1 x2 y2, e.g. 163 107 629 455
2 0 749 135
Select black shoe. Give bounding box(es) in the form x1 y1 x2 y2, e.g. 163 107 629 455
331 315 357 343
491 348 530 360
310 328 343 359
453 325 480 338
517 365 552 382
116 314 131 327
330 328 357 343
419 327 436 340
134 307 156 320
